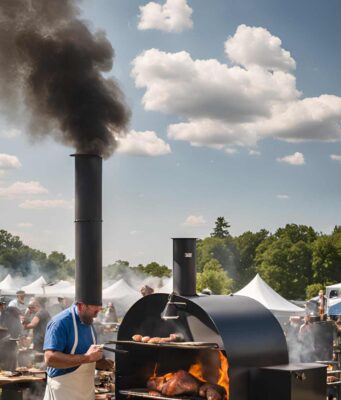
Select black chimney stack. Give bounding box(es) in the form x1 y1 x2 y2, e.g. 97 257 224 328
173 238 197 297
73 154 102 305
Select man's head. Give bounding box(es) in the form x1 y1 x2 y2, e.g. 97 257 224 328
107 302 113 309
76 303 102 325
27 298 41 314
16 290 25 304
319 290 324 297
140 285 154 297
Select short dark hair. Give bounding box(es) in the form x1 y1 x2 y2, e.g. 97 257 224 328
16 290 25 295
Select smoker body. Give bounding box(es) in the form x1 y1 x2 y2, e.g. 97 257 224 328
115 293 288 400
250 363 327 400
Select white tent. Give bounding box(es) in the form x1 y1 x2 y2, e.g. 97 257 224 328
157 278 173 293
20 276 47 296
44 280 75 298
0 274 18 295
235 274 305 322
102 278 141 316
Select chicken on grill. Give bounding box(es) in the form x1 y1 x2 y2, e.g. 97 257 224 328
161 370 201 397
147 371 226 400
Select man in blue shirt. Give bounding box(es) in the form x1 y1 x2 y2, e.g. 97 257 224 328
43 302 113 400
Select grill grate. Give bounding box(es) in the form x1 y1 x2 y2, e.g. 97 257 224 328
120 389 202 400
107 340 220 350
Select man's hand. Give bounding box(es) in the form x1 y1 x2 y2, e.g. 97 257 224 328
85 344 103 363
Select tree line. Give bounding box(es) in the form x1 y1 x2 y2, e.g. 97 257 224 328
1 219 341 300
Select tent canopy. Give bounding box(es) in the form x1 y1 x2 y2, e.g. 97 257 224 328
44 280 75 298
0 274 18 295
235 274 305 314
103 278 141 316
20 276 47 296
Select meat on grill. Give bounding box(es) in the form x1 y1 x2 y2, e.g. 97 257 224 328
147 376 168 392
147 372 226 400
161 370 201 397
132 333 184 344
199 383 226 400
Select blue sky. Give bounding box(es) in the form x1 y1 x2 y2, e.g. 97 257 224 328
1 0 341 267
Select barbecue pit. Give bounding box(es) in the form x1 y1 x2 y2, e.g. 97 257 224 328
114 238 326 400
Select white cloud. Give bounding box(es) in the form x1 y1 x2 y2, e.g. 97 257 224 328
17 222 33 228
117 130 171 156
224 148 238 155
276 152 305 165
276 194 290 200
0 181 48 199
183 215 206 226
249 149 261 156
138 0 193 33
19 199 73 209
0 127 21 138
131 24 341 152
224 24 296 72
0 154 21 170
330 154 341 163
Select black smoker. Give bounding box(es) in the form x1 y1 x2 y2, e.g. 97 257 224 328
115 238 327 400
73 154 102 305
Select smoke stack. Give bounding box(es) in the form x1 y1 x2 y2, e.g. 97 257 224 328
74 154 102 305
173 238 197 296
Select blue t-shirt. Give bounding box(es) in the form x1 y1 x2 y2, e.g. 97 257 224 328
43 305 97 378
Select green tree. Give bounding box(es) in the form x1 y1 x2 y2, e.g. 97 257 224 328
275 224 317 243
134 262 171 278
0 229 23 250
211 217 231 238
256 234 313 299
103 260 131 281
311 235 341 285
196 236 238 282
306 283 325 300
234 229 269 289
196 259 233 294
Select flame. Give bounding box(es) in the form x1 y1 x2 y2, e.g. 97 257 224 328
152 352 229 400
189 352 229 399
217 352 229 399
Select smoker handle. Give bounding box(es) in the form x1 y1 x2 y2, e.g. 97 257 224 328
102 346 129 354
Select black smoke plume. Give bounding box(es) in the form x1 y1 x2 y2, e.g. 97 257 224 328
0 0 130 157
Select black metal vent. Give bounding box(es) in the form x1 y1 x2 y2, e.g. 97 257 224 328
73 154 102 305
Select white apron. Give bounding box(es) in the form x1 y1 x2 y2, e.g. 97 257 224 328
44 307 97 400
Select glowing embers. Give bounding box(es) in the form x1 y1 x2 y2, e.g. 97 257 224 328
147 351 229 400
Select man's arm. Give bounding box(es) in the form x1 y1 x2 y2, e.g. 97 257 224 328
45 344 103 369
23 315 40 330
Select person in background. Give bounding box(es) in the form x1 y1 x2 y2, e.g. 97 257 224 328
103 302 118 323
140 285 154 297
0 296 23 338
49 297 67 317
43 302 114 400
8 290 27 314
0 296 22 370
22 298 51 352
298 315 315 362
317 289 327 320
